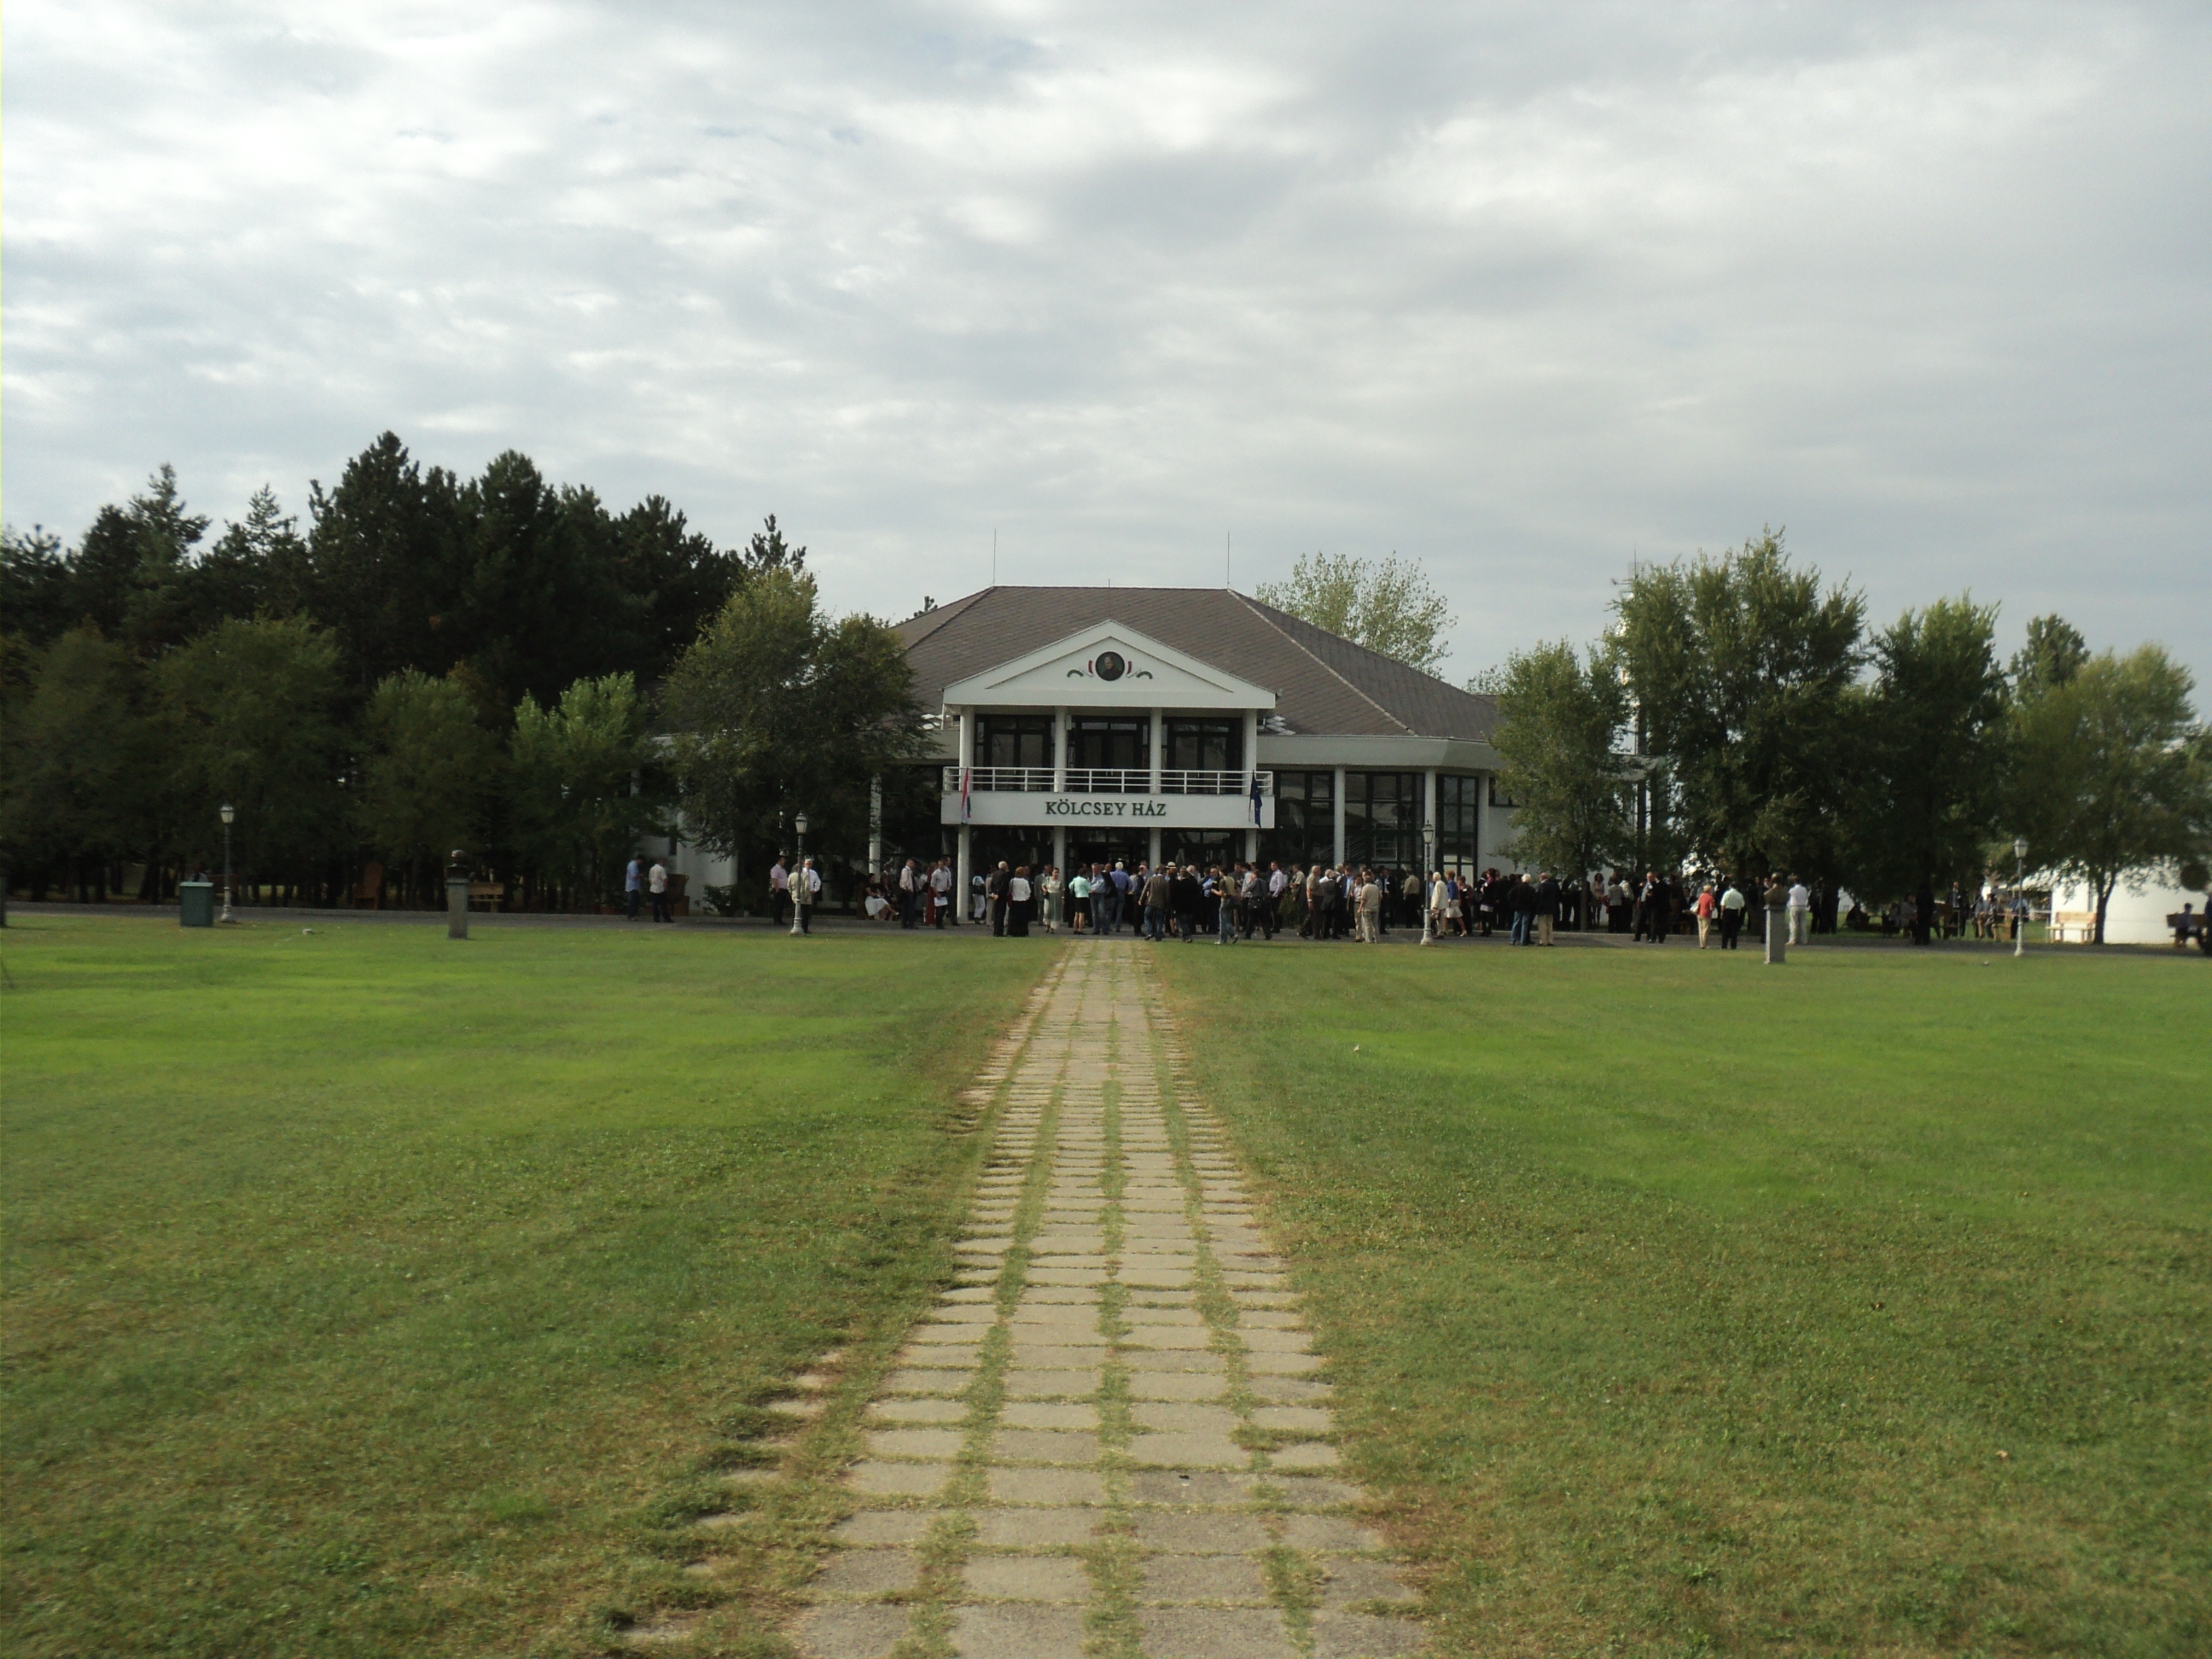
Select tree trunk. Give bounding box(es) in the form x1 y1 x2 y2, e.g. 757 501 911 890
2093 874 2115 946
1913 879 1935 946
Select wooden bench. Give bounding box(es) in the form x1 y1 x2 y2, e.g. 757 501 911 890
467 881 506 911
2047 909 2097 943
350 862 384 908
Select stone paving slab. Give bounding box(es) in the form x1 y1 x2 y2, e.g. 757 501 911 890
794 946 1427 1659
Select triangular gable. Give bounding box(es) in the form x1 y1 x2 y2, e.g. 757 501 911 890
940 620 1275 712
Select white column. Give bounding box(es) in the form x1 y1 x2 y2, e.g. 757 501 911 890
1052 824 1066 880
1149 826 1162 867
1149 707 1165 794
1244 827 1258 864
1332 766 1348 867
954 707 972 923
1053 706 1068 791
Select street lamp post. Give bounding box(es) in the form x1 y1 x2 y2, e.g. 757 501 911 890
218 803 236 923
790 812 809 936
2012 835 2029 958
1419 819 1437 946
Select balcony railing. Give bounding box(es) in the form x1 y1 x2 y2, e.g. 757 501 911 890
943 767 1273 798
1063 767 1152 794
1161 769 1272 797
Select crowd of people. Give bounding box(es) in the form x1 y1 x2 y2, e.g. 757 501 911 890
776 852 2050 951
835 857 1761 946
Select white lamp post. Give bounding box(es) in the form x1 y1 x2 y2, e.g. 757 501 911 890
1419 818 1437 946
218 803 236 923
791 812 809 935
2012 835 2029 957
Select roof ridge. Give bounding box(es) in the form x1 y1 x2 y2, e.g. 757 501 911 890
1228 591 1414 735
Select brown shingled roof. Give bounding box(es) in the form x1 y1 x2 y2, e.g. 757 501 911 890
894 587 1497 742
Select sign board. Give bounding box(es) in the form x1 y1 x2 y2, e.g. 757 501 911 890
945 792 1275 830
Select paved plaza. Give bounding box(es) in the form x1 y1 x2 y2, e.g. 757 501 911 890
789 942 1424 1659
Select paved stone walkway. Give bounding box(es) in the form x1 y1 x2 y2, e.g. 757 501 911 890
792 943 1424 1659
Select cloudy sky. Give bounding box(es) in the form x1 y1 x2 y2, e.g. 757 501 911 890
8 2 2209 682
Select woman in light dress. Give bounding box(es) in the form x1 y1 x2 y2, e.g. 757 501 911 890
1039 865 1062 933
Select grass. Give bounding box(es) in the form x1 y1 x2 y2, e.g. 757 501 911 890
0 914 1048 1658
1152 938 2209 1658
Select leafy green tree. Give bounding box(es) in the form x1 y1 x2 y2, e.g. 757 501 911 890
1256 551 1455 673
304 433 469 695
1487 640 1633 877
1614 531 1865 879
2010 613 2091 697
614 498 744 680
1 628 154 891
198 486 311 623
741 513 807 575
359 670 501 883
448 457 642 710
508 673 663 908
153 618 350 886
1848 597 2011 942
53 466 215 653
1 527 75 651
665 570 922 880
2010 643 2209 943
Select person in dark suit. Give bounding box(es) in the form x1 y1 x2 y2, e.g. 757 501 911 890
1535 872 1561 946
987 861 1010 936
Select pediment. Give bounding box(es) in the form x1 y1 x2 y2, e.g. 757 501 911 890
941 621 1274 712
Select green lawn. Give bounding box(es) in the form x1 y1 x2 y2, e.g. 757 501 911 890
1 915 1045 1658
1154 940 2209 1658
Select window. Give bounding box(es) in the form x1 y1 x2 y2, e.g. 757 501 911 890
1165 719 1241 773
1344 771 1423 870
975 715 1053 770
1067 718 1149 771
1263 771 1335 871
1437 774 1481 876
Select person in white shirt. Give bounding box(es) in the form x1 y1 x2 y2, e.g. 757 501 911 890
898 859 920 928
649 858 671 924
1718 881 1747 951
768 859 790 928
1787 876 1812 946
789 857 823 934
928 859 953 928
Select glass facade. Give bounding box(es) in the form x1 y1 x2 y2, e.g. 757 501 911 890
1343 771 1423 870
1437 773 1481 876
975 714 1053 769
1263 771 1336 871
1165 719 1242 772
1068 718 1150 771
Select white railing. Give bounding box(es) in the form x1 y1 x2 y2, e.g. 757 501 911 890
942 765 1054 793
943 766 1273 798
1161 769 1272 797
1061 767 1151 794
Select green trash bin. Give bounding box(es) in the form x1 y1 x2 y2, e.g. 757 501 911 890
178 880 215 928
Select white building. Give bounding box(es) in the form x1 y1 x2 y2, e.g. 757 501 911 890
897 586 1513 893
2047 873 2208 946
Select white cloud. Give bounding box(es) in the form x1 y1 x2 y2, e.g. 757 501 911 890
5 1 2208 678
